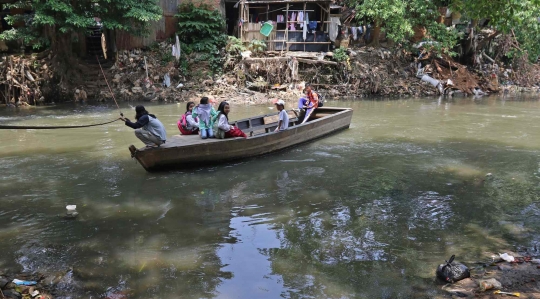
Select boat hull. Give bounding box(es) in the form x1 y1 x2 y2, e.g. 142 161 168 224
131 107 353 171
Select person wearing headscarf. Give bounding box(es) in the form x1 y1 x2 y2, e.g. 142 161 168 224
121 105 167 147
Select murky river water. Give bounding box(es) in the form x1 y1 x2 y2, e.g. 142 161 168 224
1 97 540 298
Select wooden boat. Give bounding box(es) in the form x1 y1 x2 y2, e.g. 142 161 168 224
129 107 353 171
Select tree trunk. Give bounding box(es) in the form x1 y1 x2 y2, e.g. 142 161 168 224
50 31 85 85
367 23 381 47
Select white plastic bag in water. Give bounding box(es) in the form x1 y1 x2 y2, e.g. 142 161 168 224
499 253 515 262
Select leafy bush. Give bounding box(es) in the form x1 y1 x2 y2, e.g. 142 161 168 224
226 36 247 54
176 2 227 74
247 39 267 53
333 47 348 62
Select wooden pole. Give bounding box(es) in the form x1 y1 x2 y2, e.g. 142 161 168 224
285 3 289 51
303 2 306 52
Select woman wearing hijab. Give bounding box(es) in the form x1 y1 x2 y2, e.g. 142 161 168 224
122 105 167 147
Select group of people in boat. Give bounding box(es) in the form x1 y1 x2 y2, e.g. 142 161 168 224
120 84 320 148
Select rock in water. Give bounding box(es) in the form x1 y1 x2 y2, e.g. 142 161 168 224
436 255 470 283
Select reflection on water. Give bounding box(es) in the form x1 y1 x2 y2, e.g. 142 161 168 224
1 97 540 298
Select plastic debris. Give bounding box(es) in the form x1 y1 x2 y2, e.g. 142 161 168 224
531 258 540 264
436 255 470 283
499 253 515 262
494 290 520 297
12 279 37 286
478 278 502 291
163 73 171 88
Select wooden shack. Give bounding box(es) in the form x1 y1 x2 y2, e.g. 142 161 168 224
228 0 341 52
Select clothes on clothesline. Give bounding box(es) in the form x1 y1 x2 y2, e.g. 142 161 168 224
329 17 341 42
276 15 285 23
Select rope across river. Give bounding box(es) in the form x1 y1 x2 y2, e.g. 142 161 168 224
0 118 122 130
1 56 125 130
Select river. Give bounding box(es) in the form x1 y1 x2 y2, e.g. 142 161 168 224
0 97 539 298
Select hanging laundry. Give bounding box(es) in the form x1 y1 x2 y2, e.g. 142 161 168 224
289 22 296 31
329 17 341 42
351 27 358 40
303 20 307 40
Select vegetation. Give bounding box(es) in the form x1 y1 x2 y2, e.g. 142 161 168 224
176 2 227 74
0 0 162 81
332 47 348 62
346 0 540 61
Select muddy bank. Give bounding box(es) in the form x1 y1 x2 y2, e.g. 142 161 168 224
1 41 540 106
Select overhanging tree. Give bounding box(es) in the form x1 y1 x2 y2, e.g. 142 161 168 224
0 0 162 82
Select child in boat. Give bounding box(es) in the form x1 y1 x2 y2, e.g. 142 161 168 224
274 99 289 132
177 101 199 135
192 97 218 139
121 105 167 148
302 83 319 124
213 101 247 139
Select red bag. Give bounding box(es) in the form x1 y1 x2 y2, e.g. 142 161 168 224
177 114 198 135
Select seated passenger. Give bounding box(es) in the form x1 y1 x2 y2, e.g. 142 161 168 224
177 101 199 135
301 83 319 124
213 101 247 139
192 97 218 139
122 105 167 148
274 99 289 132
297 97 308 123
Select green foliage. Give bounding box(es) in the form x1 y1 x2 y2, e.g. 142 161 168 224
247 39 267 53
451 0 540 61
226 36 247 54
332 47 348 62
352 0 412 43
176 2 227 74
424 22 460 56
0 0 162 49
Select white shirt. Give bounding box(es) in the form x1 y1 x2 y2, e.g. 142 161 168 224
186 114 199 130
278 110 289 131
217 114 231 132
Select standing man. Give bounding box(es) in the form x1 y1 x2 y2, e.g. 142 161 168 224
121 105 167 148
274 100 289 132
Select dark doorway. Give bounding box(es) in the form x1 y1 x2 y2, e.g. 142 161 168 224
225 1 239 36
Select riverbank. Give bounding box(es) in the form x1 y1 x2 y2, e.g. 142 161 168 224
2 41 539 106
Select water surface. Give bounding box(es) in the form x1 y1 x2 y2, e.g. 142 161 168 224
1 97 539 298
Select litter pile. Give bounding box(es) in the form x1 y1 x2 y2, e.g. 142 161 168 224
440 252 540 298
0 54 52 106
0 273 54 299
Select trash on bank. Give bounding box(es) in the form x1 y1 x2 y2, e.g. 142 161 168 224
499 253 515 262
12 279 37 286
494 290 520 297
436 255 470 283
478 278 502 291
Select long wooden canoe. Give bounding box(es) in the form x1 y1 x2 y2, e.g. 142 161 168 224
129 107 353 171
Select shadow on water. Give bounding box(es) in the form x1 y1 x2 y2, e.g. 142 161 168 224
0 97 539 298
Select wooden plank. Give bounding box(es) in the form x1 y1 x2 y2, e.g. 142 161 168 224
244 57 289 62
297 58 337 65
286 42 331 44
